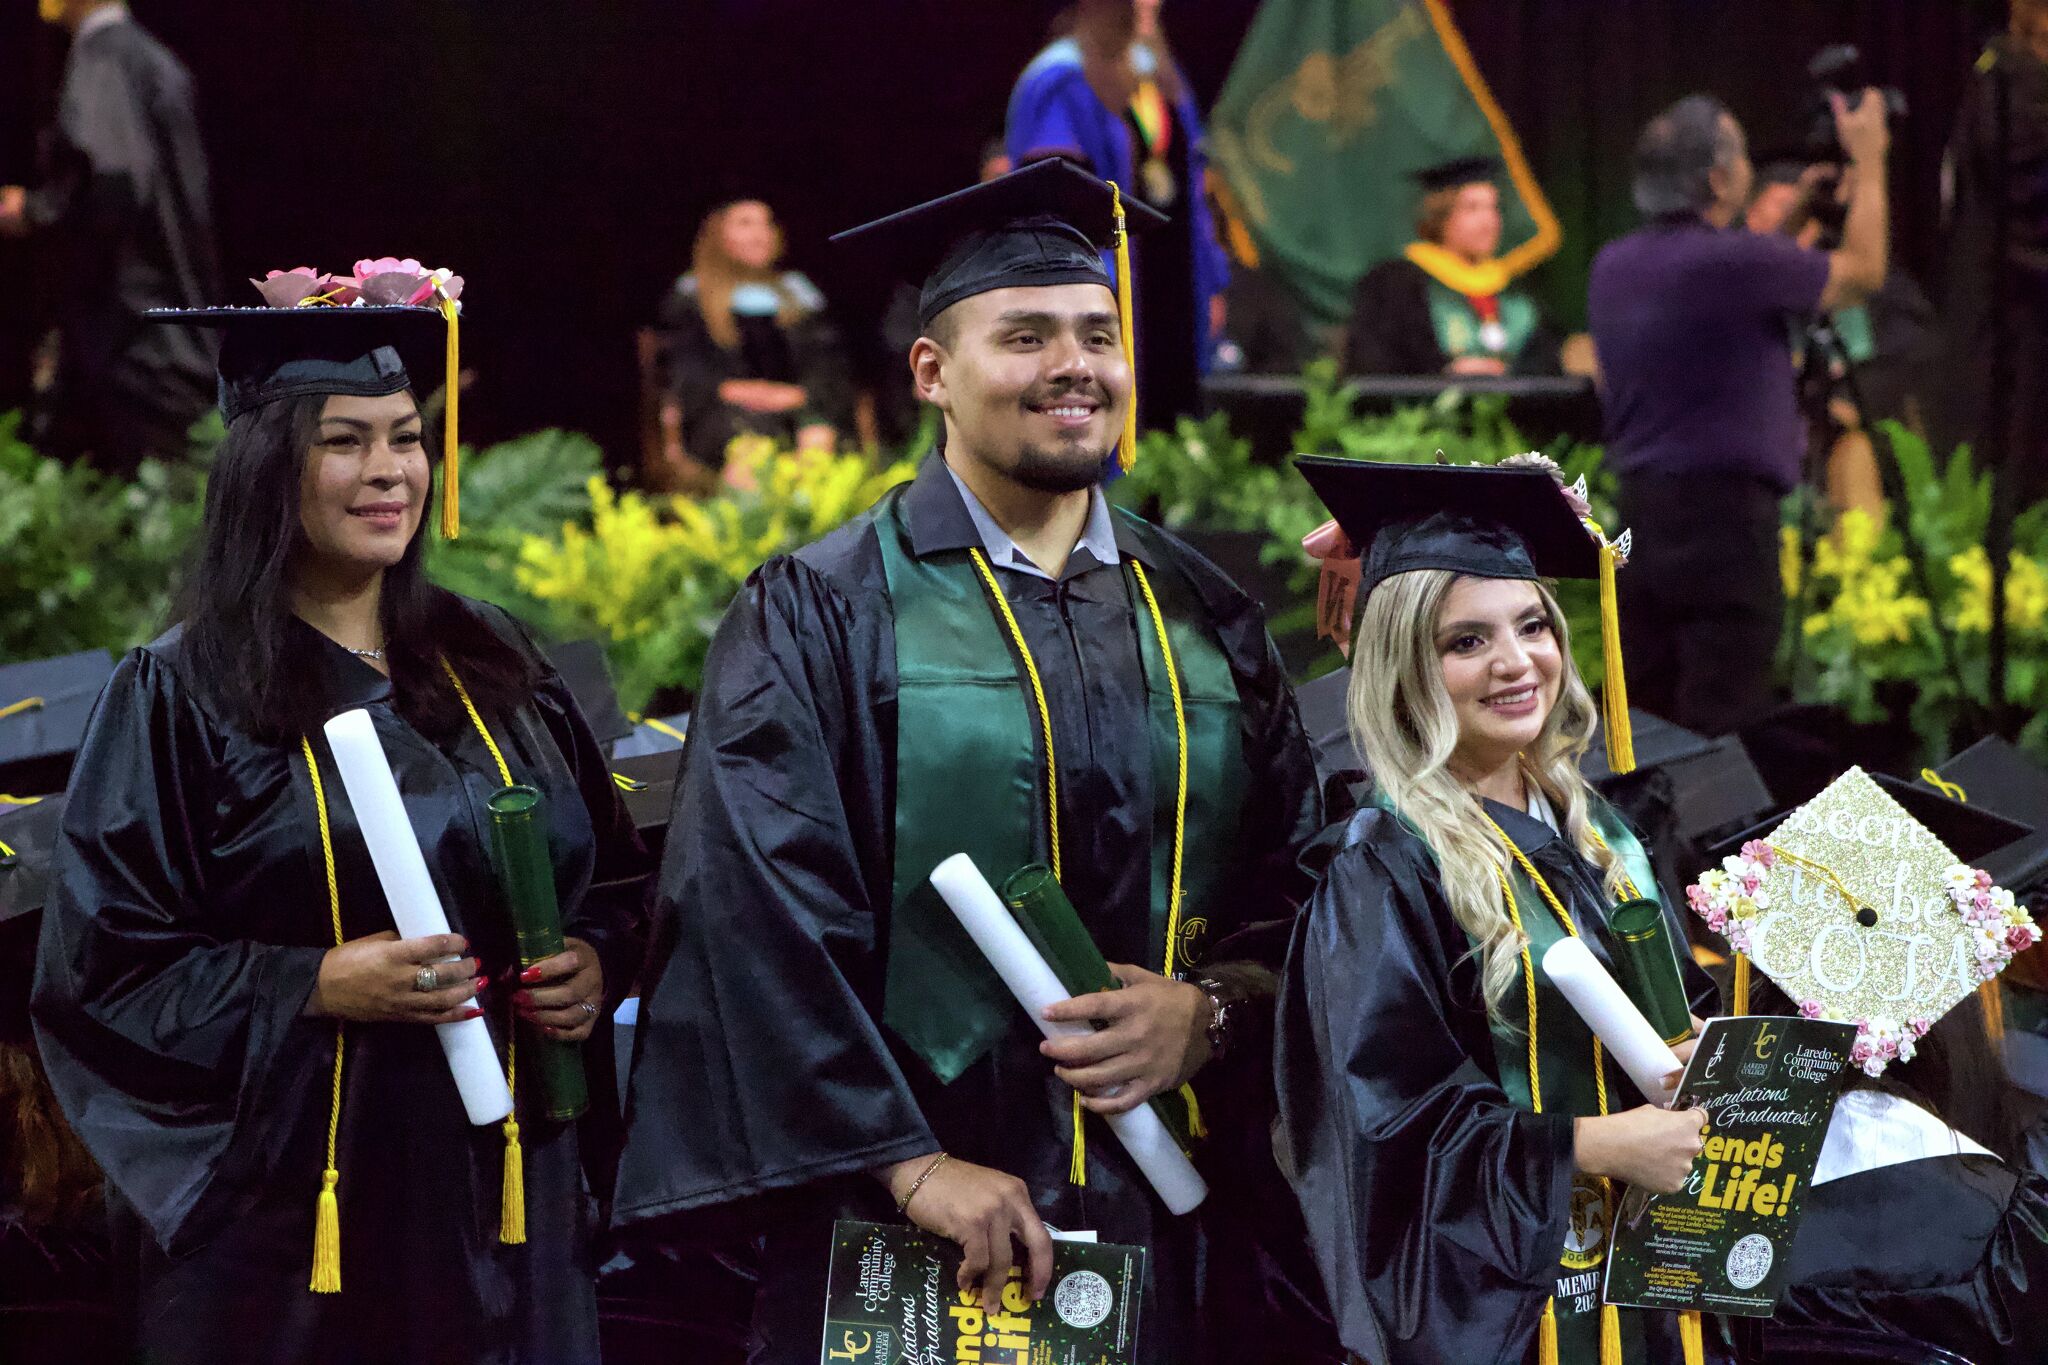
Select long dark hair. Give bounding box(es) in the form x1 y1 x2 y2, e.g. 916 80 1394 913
1748 975 2037 1164
0 1042 100 1224
173 391 538 743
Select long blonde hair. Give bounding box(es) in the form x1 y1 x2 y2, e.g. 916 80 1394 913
1347 569 1628 1012
689 200 802 350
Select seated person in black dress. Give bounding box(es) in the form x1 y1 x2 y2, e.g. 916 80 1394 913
656 199 857 490
1343 157 1562 378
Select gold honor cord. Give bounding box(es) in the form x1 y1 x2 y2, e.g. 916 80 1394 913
965 550 1205 1182
442 660 525 1244
1482 814 1626 1365
298 660 530 1296
300 736 346 1293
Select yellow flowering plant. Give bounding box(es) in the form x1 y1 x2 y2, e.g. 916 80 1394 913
1791 423 2048 759
516 437 912 711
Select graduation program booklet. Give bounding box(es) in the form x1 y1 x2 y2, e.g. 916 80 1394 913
1602 1015 1856 1317
820 1219 1145 1364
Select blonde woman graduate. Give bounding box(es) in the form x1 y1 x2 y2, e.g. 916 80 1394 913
1275 455 1722 1365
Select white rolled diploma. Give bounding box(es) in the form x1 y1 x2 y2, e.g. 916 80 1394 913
321 708 514 1126
927 853 1208 1216
1540 937 1684 1107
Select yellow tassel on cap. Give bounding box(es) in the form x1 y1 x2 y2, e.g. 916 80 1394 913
500 1115 527 1244
437 291 462 541
310 1167 342 1293
1538 1298 1560 1365
1679 1308 1706 1365
1599 1303 1623 1365
1982 979 2007 1043
1179 1082 1207 1141
1598 540 1634 774
1733 953 1751 1016
1108 181 1139 474
1069 1090 1088 1187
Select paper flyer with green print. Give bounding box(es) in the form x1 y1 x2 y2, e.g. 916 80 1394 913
1602 1016 1856 1316
820 1220 1145 1364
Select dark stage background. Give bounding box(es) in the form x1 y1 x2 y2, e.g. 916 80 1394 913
0 0 2011 466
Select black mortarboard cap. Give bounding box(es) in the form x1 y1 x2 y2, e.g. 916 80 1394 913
0 796 64 1045
0 649 114 800
1704 771 2032 869
147 304 446 425
1929 738 2048 891
1295 457 1601 597
1411 156 1501 193
828 156 1167 329
542 639 634 749
148 275 472 539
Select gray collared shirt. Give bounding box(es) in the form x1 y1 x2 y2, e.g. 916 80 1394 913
945 463 1120 582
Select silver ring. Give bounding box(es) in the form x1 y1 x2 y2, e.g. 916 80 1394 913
577 1000 599 1019
412 965 441 993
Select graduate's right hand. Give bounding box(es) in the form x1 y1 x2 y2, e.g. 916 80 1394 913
880 1154 1054 1314
1573 1105 1709 1194
304 931 486 1025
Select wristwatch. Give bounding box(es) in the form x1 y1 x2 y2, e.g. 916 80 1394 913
1194 977 1240 1062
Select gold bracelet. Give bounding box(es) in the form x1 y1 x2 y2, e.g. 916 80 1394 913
896 1151 950 1215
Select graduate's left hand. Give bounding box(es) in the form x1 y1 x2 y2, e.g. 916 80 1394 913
1039 963 1211 1115
512 936 605 1042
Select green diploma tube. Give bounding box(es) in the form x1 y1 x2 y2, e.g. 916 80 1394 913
487 785 589 1121
999 863 1192 1147
1606 897 1695 1046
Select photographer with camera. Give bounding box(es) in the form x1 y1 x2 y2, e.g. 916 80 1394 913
1587 89 1889 736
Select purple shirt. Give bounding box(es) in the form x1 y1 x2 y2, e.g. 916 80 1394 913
1588 219 1830 492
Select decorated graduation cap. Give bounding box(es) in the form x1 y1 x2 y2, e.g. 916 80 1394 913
147 259 469 538
1687 767 2040 1076
1296 452 1639 773
0 647 115 800
1411 155 1501 193
829 156 1168 471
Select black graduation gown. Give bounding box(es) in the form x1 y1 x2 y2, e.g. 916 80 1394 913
31 606 651 1365
1275 804 1719 1365
656 278 859 465
1342 258 1562 378
614 455 1332 1365
26 15 219 471
1770 1144 2048 1363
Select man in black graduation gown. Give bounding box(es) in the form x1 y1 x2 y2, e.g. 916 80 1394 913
614 159 1336 1364
0 0 219 473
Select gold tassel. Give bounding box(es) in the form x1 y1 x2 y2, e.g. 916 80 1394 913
1068 1090 1088 1187
1179 1083 1207 1141
1981 979 2007 1043
1679 1308 1705 1365
1108 181 1139 474
1733 952 1751 1016
1598 540 1635 774
438 292 462 540
309 1167 341 1293
499 1116 527 1244
1538 1298 1560 1365
1599 1303 1622 1365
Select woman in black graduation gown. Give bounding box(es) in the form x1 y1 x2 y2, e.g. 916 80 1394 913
1275 456 1719 1365
1747 975 2048 1363
30 273 650 1365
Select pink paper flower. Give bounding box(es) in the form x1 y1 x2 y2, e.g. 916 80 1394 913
353 256 425 280
1908 1017 1931 1038
251 267 331 308
2009 924 2038 953
1975 869 1995 891
1798 999 1823 1020
1740 840 1777 868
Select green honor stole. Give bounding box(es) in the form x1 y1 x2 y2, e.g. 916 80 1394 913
873 489 1247 1089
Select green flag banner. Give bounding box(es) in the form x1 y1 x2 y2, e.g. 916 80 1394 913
1210 0 1560 326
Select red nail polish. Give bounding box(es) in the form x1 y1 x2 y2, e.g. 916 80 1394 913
463 1007 484 1019
519 965 544 984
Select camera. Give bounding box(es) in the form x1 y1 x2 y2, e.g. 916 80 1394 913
1802 45 1907 162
